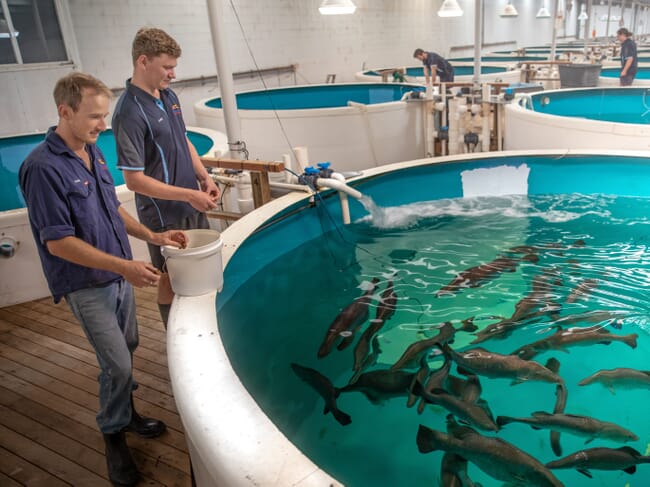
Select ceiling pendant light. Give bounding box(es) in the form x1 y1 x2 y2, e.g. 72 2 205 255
501 1 519 17
319 0 357 15
578 4 588 21
536 2 551 19
438 0 464 17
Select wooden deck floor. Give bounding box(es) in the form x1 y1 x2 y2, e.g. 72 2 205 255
0 287 192 487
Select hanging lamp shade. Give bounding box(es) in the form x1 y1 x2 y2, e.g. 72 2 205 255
536 6 551 18
578 5 588 21
319 0 357 15
500 2 519 17
438 0 463 17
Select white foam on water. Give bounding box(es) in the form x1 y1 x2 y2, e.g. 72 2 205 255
357 193 604 230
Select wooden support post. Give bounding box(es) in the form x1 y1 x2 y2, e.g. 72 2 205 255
250 172 272 208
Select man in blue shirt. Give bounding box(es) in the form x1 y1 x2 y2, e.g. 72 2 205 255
20 72 187 487
413 48 455 84
617 27 637 86
112 27 220 327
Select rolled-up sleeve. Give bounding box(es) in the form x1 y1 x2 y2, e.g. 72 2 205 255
20 163 76 244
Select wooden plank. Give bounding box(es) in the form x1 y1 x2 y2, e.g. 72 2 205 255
0 423 101 486
0 404 109 484
0 385 189 478
0 445 71 487
250 171 272 208
201 156 285 173
0 333 172 396
0 357 185 435
0 310 171 381
0 470 23 487
0 343 178 415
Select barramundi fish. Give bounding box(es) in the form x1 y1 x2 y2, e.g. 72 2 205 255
440 343 563 385
546 446 650 478
290 363 351 426
578 367 650 394
317 278 379 358
417 416 563 487
496 411 638 443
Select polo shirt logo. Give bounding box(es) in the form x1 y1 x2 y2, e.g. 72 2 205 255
171 103 182 116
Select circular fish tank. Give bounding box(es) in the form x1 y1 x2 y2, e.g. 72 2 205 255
504 87 650 150
449 55 548 64
599 67 650 86
194 83 426 172
354 64 520 84
0 126 228 307
169 150 650 487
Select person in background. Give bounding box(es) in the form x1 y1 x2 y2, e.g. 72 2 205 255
413 48 455 84
19 72 187 487
112 27 220 327
617 27 637 86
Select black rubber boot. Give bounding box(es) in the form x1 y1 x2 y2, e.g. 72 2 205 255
123 396 167 439
102 431 140 487
158 303 171 329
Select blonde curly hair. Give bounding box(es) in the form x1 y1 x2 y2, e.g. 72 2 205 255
132 27 181 64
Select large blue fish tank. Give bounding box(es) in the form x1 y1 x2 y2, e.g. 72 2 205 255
0 128 218 212
168 151 650 487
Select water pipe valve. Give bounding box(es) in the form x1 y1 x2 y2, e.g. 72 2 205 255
317 162 334 179
299 166 321 189
0 236 17 258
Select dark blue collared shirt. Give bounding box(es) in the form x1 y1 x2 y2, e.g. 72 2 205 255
19 128 132 302
112 79 199 230
423 51 455 82
621 38 638 74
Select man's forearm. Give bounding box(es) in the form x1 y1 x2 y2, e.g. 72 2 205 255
124 171 195 201
118 206 154 243
47 236 128 276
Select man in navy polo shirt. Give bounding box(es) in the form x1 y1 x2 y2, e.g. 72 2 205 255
617 27 638 86
20 72 187 487
112 27 220 327
413 48 455 84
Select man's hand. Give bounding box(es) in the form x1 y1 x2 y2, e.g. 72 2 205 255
200 176 221 200
151 230 188 249
120 260 161 288
187 189 218 212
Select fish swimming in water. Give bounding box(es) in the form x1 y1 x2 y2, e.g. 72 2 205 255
375 280 397 322
578 367 650 394
436 255 521 297
417 416 563 487
439 343 563 385
546 446 650 478
340 368 416 405
440 452 483 487
511 324 637 361
351 319 384 383
496 411 639 444
391 322 456 370
565 278 599 304
317 278 379 358
290 363 351 426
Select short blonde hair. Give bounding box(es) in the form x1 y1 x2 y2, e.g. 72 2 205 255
132 27 182 64
53 72 112 111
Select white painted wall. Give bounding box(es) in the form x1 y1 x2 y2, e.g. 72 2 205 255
0 0 593 137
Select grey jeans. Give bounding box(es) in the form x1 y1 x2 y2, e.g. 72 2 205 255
65 279 138 433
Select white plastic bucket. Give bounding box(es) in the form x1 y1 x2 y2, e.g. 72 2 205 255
161 229 224 296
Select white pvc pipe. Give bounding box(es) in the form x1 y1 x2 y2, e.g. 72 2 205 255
331 172 351 224
317 178 363 200
473 0 483 87
293 146 309 172
206 0 243 159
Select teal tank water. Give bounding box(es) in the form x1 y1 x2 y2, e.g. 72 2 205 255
204 83 424 110
530 88 650 124
600 67 650 79
365 66 506 77
218 155 650 487
0 130 214 212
